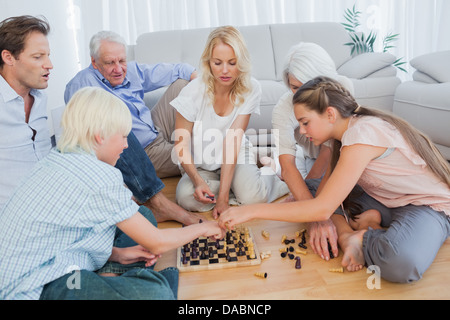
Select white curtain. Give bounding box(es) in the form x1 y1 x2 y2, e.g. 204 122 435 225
1 0 449 111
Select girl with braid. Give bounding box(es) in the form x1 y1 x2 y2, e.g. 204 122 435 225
219 76 450 283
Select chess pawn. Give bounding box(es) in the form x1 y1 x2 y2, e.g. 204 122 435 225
254 272 267 278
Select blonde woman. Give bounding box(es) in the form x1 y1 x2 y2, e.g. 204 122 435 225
171 26 288 218
0 87 223 300
219 77 450 283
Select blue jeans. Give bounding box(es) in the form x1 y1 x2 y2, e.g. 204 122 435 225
115 131 165 203
40 206 179 300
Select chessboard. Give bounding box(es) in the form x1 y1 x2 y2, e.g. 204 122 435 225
177 226 261 272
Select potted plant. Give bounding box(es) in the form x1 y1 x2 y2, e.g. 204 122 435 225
342 4 407 72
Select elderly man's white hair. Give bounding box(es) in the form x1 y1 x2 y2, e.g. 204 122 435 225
89 30 127 59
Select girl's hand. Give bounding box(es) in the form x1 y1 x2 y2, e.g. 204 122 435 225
218 206 252 231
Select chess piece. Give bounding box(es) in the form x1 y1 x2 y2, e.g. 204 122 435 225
295 256 302 269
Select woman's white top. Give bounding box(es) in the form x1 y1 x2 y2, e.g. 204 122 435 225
171 77 261 171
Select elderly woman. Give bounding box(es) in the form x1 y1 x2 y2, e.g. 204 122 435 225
261 42 354 260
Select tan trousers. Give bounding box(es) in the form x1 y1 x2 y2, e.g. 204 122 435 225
145 79 188 178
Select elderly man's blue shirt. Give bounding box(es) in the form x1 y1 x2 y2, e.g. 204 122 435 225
64 61 195 148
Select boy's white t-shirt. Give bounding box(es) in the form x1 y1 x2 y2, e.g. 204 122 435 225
170 77 261 171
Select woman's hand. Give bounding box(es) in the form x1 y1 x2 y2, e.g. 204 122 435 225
193 181 215 205
212 198 229 219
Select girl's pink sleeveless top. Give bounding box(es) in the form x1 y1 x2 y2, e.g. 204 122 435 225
341 115 450 216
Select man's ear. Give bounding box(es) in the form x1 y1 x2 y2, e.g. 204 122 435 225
91 56 99 70
1 50 14 66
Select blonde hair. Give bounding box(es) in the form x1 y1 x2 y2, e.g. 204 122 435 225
200 25 252 106
58 87 132 154
293 76 450 188
283 42 354 95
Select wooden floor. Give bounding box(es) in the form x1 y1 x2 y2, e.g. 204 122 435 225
154 176 450 300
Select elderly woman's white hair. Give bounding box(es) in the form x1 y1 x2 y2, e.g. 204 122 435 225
282 42 354 95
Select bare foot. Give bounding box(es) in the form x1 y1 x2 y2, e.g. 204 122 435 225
144 192 204 225
339 229 366 272
349 209 382 231
260 156 276 172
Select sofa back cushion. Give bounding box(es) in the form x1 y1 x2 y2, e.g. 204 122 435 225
134 25 276 81
270 22 352 81
132 22 352 82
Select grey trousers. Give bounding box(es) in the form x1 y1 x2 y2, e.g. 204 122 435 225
145 79 189 178
306 179 450 283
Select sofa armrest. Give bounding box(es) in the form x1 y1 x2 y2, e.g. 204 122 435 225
410 51 450 83
337 52 397 79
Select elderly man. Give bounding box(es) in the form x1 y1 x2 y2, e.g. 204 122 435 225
65 31 197 178
64 31 202 225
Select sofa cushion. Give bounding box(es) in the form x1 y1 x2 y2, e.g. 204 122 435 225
410 50 450 83
352 76 401 111
412 71 439 84
247 80 286 134
238 25 276 80
135 27 212 69
270 22 352 81
136 25 277 81
394 81 450 148
338 52 396 79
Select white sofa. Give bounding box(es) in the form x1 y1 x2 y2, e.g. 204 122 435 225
128 22 401 152
393 50 450 160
